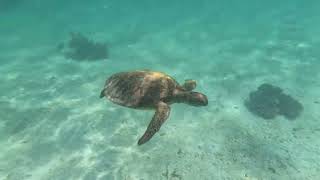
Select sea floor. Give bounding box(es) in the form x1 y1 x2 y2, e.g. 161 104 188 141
1 1 320 180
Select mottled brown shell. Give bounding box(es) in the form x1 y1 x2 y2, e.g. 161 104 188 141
102 70 178 108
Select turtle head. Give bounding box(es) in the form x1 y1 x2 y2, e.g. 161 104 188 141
182 92 208 106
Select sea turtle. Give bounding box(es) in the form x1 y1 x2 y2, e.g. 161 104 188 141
100 70 208 145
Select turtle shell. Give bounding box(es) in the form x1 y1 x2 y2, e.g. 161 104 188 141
102 70 178 108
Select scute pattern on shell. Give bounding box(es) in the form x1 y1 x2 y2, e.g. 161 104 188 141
103 71 177 108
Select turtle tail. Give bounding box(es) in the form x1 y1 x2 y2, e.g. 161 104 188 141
100 89 105 98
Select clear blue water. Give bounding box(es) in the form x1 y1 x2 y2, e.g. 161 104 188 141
1 1 320 179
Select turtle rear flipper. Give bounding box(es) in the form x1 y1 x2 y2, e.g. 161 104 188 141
138 101 171 145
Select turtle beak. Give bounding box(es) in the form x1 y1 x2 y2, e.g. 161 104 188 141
198 93 208 106
203 95 209 106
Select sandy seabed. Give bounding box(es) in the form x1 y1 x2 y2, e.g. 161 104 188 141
1 1 320 179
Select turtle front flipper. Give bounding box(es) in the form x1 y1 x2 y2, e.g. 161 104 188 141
138 101 171 145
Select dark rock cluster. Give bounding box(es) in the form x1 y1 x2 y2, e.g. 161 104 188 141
60 32 108 61
245 83 303 120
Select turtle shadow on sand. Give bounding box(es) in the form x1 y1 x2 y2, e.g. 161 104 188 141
245 83 303 120
58 32 108 61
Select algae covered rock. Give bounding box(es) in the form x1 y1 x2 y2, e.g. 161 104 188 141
278 93 303 120
245 83 303 120
60 32 108 61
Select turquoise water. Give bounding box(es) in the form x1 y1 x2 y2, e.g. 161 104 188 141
1 1 320 179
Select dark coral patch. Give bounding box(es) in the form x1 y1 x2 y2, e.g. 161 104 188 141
245 83 303 120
